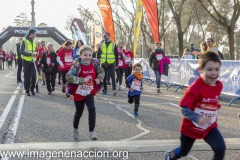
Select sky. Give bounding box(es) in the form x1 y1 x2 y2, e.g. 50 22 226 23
0 0 99 38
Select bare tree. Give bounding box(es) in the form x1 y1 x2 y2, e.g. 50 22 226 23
168 0 192 57
198 0 240 60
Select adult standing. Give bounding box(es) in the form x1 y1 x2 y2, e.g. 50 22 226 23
72 40 84 60
57 40 73 95
97 32 118 96
0 46 6 70
16 37 23 83
206 38 224 60
20 29 37 96
115 40 125 91
39 43 58 95
149 42 165 93
123 43 134 79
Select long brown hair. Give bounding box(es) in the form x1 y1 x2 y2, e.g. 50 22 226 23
74 40 84 48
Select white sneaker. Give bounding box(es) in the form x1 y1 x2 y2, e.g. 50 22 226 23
118 85 123 91
113 90 117 96
73 128 79 140
89 131 98 140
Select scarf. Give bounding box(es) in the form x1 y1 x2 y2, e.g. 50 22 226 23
133 72 143 80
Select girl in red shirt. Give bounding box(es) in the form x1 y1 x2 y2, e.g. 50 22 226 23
123 43 134 79
165 51 225 160
57 40 73 95
66 45 104 141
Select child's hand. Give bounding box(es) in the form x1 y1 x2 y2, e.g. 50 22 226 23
84 77 91 83
95 78 100 84
129 87 134 92
198 116 209 126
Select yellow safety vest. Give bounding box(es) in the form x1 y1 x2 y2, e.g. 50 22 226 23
22 39 37 62
16 53 18 60
100 42 115 64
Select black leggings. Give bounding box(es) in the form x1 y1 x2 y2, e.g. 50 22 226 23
172 127 225 160
125 67 132 79
128 94 140 112
45 73 56 92
60 70 68 85
73 94 96 132
116 68 124 85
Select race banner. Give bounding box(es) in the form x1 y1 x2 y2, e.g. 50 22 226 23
71 18 87 44
133 0 143 56
142 0 160 43
93 11 103 51
136 58 240 96
97 0 115 41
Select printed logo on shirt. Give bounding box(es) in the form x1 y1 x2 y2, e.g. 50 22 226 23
83 69 94 74
202 96 219 103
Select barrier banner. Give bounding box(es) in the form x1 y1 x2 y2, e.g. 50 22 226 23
135 58 240 96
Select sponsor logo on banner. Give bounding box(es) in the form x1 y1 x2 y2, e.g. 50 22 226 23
14 30 48 34
99 4 110 10
95 20 101 26
96 32 102 38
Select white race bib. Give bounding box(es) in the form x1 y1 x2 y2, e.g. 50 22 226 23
8 59 11 61
0 55 3 58
156 54 163 60
76 84 93 96
192 108 218 130
125 56 131 63
47 57 51 65
131 79 141 91
118 60 123 67
65 55 73 62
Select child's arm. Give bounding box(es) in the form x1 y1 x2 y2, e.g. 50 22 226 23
66 59 85 84
126 75 134 92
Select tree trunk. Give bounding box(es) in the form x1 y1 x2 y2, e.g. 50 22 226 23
178 31 184 57
227 27 235 60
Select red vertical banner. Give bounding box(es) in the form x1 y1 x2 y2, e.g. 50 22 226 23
97 0 115 41
142 0 160 43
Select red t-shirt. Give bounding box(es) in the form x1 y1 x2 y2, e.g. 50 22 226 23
57 47 73 71
123 50 134 68
179 77 222 139
73 63 97 101
37 47 44 59
117 51 125 68
0 49 6 60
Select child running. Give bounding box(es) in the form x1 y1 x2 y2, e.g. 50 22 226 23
165 51 225 160
126 63 143 117
66 45 104 141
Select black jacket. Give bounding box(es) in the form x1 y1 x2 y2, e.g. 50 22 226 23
16 42 22 62
39 51 58 74
149 48 165 71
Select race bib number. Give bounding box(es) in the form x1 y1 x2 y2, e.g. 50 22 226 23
118 60 123 67
125 56 131 63
156 54 163 60
0 55 3 58
131 79 141 91
65 55 73 62
76 84 93 96
46 57 51 65
192 108 218 130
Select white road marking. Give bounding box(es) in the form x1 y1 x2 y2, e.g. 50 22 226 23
168 103 180 108
13 90 19 95
4 71 14 78
4 95 25 144
0 92 13 94
0 95 17 131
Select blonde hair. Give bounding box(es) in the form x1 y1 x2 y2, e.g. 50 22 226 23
78 45 93 55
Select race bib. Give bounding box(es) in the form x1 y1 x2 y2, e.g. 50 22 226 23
125 56 131 63
131 79 141 91
192 108 218 130
46 57 51 65
76 84 93 96
0 55 3 58
8 59 11 61
118 60 123 67
156 54 163 60
65 55 73 62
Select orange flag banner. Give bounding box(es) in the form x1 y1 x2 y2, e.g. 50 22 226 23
97 0 115 41
142 0 160 43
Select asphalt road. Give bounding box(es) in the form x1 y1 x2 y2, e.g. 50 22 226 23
0 67 240 160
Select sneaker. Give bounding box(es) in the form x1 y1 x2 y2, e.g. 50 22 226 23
89 131 98 141
31 90 35 96
73 128 79 140
118 85 123 91
102 90 107 95
134 111 138 117
42 80 45 85
62 87 66 93
52 87 55 92
58 81 61 85
157 88 161 93
26 91 30 96
107 81 111 85
112 90 117 96
65 93 70 98
165 152 170 160
48 92 52 95
36 89 39 93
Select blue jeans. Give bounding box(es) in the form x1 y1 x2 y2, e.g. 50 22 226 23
171 127 225 160
154 70 161 88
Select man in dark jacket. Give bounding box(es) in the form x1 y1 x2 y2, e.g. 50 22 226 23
16 37 23 83
39 43 58 95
